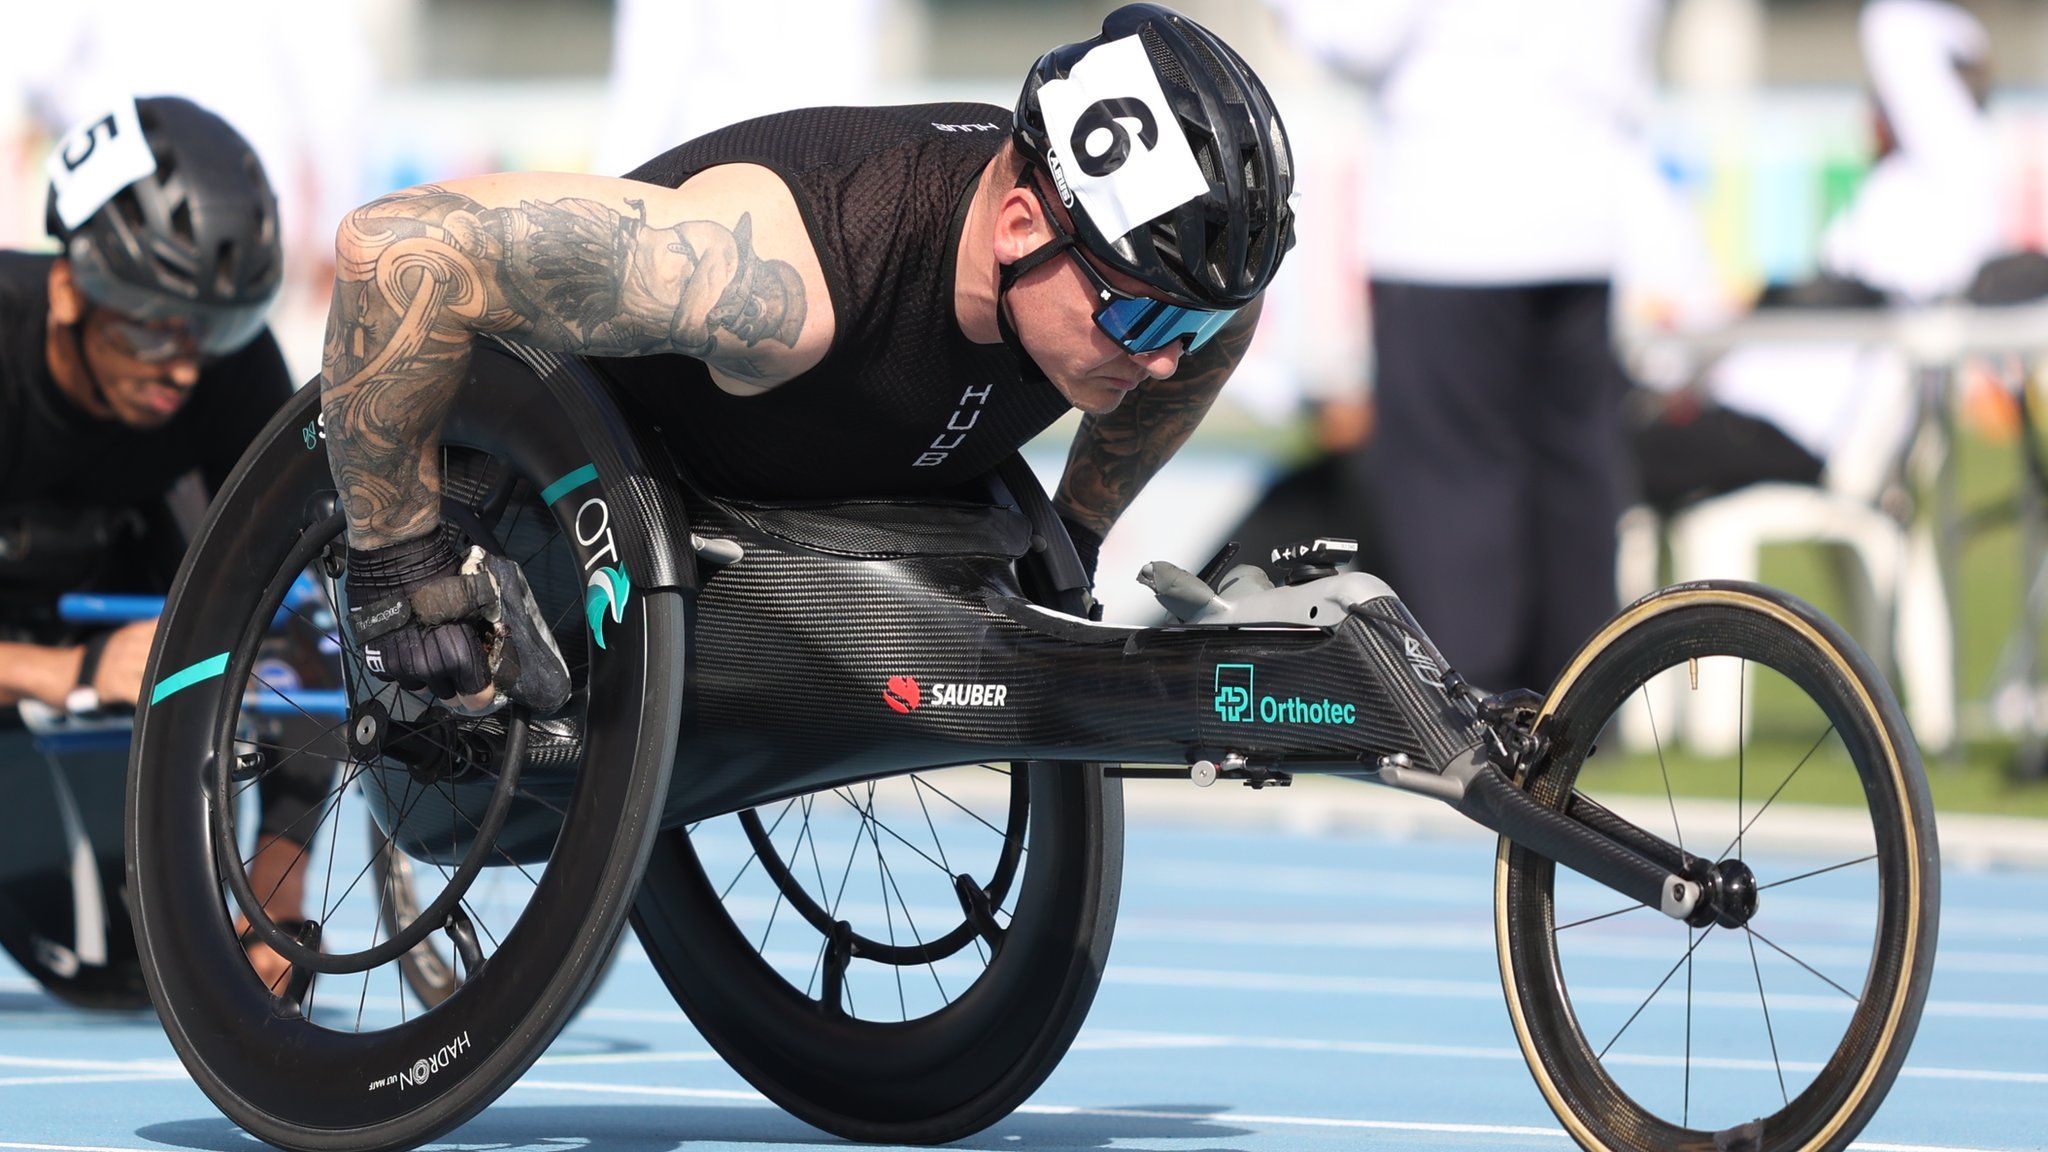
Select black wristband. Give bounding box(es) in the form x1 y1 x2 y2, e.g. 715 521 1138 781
75 631 113 690
348 524 460 596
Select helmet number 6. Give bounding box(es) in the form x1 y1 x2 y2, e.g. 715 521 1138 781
1071 97 1159 178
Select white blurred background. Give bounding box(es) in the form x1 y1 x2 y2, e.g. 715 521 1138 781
4 0 2045 630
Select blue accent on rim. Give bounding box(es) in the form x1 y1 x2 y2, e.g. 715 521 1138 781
541 463 599 506
150 653 230 705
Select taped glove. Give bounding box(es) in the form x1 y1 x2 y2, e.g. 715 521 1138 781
345 526 572 713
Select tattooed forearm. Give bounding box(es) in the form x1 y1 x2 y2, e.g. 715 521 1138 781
321 184 808 546
1053 299 1263 538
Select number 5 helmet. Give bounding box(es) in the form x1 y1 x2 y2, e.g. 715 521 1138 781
45 96 282 355
1013 3 1296 309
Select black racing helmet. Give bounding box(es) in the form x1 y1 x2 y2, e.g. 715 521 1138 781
1014 3 1296 309
45 96 282 355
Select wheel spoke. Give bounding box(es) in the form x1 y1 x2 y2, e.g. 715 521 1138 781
1644 686 1683 853
230 725 351 804
1683 924 1695 1128
1745 927 1790 1105
723 798 799 901
1557 902 1649 932
1599 927 1715 1060
829 788 955 877
243 761 368 874
1757 854 1878 893
1747 925 1862 1002
872 831 951 1009
913 775 990 967
861 788 908 1020
1716 723 1839 863
910 773 1018 846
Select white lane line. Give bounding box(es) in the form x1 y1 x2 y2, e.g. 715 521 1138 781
0 1057 182 1074
533 1051 725 1066
0 1073 188 1089
503 1081 2022 1152
512 1080 765 1102
1072 1031 2048 1084
0 1143 178 1152
1110 917 2048 976
1108 965 2048 1021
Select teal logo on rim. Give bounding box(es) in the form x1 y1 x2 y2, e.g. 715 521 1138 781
544 463 633 651
585 565 631 650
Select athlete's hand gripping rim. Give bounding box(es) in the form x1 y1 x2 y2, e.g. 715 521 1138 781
344 526 571 713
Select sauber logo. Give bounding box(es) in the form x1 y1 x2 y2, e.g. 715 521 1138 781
884 675 922 713
883 676 1008 713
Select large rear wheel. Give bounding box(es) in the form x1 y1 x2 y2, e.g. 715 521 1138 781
128 344 685 1151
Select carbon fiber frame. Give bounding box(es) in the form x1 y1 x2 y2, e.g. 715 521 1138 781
660 494 1490 825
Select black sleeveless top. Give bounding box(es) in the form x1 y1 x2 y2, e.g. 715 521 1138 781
599 103 1072 498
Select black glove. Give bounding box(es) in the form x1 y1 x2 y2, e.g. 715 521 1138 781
1057 513 1104 585
344 527 490 701
344 525 574 712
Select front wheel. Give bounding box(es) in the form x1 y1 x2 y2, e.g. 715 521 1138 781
1497 581 1939 1152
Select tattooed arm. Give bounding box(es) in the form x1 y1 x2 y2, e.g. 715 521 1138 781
1053 298 1264 539
321 167 833 546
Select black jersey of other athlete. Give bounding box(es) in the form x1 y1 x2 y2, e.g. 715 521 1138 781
600 102 1071 499
0 251 292 607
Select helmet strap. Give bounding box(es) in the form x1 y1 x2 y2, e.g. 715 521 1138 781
62 302 117 417
987 168 1073 385
994 234 1072 386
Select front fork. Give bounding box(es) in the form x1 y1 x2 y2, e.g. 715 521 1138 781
1405 687 1753 930
1150 550 1754 931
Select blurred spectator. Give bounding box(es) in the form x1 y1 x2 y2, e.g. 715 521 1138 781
1821 0 1997 305
1 0 379 380
1274 0 1664 694
598 0 886 175
1637 0 1996 513
0 98 323 992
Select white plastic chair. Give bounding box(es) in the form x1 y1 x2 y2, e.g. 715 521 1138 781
1617 345 1955 756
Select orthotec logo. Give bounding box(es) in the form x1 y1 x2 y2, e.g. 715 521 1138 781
1212 662 1357 726
1214 664 1255 723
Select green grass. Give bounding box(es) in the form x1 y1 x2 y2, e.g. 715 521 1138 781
1594 424 2048 817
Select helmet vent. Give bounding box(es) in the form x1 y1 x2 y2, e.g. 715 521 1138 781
1140 25 1192 92
169 199 195 244
148 248 191 290
1182 37 1243 103
214 240 239 296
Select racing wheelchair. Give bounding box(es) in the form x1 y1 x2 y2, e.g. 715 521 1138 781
128 338 1939 1152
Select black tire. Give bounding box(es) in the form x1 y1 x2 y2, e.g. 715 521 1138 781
127 344 685 1152
1496 581 1940 1152
633 518 1123 1144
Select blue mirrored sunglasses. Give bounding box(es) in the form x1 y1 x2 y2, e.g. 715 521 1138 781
1064 247 1238 353
1024 178 1237 354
